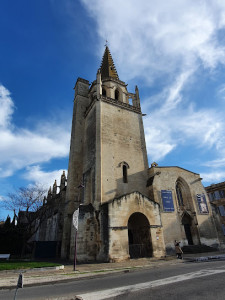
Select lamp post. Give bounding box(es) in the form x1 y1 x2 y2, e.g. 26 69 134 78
73 178 85 271
72 208 79 271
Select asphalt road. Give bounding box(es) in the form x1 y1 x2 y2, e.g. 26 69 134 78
1 260 225 299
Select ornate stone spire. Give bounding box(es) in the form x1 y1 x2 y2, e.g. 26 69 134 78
60 171 66 191
100 46 119 80
53 180 57 195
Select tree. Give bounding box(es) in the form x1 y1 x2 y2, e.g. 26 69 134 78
1 184 48 257
4 184 46 214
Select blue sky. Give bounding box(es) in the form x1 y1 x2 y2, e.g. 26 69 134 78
1 0 225 220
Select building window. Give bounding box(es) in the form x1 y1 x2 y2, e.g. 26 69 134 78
176 184 184 206
118 161 129 183
214 191 221 200
115 89 119 100
219 205 225 216
123 165 128 183
102 88 106 97
208 193 214 202
222 224 225 236
219 190 225 198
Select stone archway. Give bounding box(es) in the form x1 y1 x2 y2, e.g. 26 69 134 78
181 212 194 245
128 212 153 259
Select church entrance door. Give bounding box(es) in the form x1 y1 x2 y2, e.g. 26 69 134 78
182 213 194 245
128 212 152 259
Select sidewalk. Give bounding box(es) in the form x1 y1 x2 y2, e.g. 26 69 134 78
1 252 225 290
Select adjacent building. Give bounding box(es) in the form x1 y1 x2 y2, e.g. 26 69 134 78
205 182 225 249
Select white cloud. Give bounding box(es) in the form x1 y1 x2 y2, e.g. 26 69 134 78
23 165 66 191
217 83 225 101
143 69 225 161
203 158 225 168
0 84 14 128
81 0 225 181
201 170 225 184
145 127 176 161
0 84 70 177
145 102 225 162
81 0 225 82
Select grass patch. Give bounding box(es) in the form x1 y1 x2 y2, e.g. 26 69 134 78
0 261 61 271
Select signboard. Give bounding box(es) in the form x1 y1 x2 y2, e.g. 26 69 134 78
161 190 174 212
196 194 209 214
72 208 79 231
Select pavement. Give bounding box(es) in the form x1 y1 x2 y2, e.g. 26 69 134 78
1 251 225 290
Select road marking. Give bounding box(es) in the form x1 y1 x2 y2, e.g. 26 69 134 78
78 268 225 300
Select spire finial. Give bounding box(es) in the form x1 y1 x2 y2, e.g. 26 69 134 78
104 39 108 47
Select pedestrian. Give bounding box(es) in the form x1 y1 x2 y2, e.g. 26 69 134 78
174 240 183 259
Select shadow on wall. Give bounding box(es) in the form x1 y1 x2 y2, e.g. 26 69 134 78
104 168 149 199
197 216 221 249
162 214 220 255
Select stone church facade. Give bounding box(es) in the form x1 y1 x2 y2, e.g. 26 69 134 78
148 165 219 254
35 46 220 261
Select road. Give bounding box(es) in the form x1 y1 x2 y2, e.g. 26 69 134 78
1 260 225 299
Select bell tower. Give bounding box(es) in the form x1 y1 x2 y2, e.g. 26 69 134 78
61 46 150 261
93 46 149 204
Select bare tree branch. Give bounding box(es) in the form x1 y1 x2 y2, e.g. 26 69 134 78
2 184 47 214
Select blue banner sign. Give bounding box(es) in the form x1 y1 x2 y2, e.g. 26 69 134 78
161 190 174 212
196 194 209 214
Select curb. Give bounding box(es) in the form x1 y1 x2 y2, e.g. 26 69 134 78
184 254 225 262
194 254 225 262
0 265 64 274
0 268 136 290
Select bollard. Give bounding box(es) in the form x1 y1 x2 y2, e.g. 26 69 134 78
14 273 23 300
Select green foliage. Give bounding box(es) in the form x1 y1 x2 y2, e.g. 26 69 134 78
0 261 61 271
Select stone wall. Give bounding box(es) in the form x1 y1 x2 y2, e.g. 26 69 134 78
108 192 165 262
101 101 149 203
148 166 219 253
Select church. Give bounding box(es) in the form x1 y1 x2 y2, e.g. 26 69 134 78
35 46 220 261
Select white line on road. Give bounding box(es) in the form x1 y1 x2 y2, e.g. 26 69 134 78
78 268 225 300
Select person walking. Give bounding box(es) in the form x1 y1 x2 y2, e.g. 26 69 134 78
174 240 183 259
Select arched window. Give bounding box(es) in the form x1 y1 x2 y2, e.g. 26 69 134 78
118 161 129 183
176 184 184 206
102 88 106 97
115 89 119 100
123 165 128 183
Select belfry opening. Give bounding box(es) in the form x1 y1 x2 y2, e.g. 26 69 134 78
128 212 153 259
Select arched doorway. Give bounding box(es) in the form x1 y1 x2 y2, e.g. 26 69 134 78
182 213 194 245
128 212 152 258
